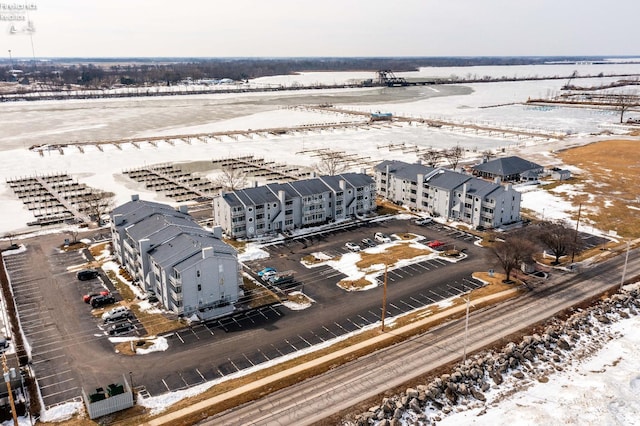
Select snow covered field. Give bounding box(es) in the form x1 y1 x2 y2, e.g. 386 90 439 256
1 62 639 423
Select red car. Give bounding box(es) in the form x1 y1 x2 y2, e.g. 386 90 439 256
83 291 110 303
428 240 445 249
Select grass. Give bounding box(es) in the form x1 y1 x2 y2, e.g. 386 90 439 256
557 139 640 238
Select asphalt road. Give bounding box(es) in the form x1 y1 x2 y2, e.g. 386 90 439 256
197 248 640 426
2 218 488 406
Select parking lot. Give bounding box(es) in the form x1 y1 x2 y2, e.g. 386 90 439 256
2 218 492 402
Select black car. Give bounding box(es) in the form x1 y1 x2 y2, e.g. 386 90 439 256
361 238 376 248
108 320 134 336
77 269 99 281
90 294 116 308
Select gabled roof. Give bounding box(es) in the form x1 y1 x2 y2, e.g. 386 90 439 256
426 170 472 190
111 199 182 226
374 160 434 181
148 232 236 271
320 173 374 191
288 178 331 196
472 156 543 177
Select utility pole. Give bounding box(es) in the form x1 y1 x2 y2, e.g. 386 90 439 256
620 240 630 290
571 203 582 264
381 264 388 332
2 354 19 426
462 295 470 363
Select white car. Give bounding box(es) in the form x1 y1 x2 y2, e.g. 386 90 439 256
374 232 392 243
414 217 433 225
345 242 361 252
101 306 130 321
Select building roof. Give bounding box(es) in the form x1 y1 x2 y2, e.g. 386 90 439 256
426 169 472 190
374 160 434 182
148 232 236 271
472 156 543 177
288 178 332 196
111 199 182 226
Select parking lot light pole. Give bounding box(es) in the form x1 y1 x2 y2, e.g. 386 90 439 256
129 371 135 401
620 240 630 290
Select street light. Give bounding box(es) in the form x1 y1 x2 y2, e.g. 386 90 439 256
620 240 630 290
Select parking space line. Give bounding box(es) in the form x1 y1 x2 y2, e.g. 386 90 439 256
39 377 76 390
285 339 298 351
258 309 269 320
189 328 200 340
409 296 423 306
334 322 348 333
357 314 370 324
323 325 338 337
32 354 67 364
389 303 401 310
388 270 403 279
217 368 225 377
203 323 215 335
298 335 312 347
415 262 431 271
346 318 362 329
405 264 421 273
37 369 72 381
310 330 325 342
268 305 282 317
243 353 255 366
399 300 416 310
175 332 185 344
271 344 285 356
258 349 270 361
162 379 170 391
41 387 79 401
228 358 240 372
195 369 205 381
419 292 436 303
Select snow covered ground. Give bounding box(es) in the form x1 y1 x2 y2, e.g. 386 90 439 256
1 62 639 423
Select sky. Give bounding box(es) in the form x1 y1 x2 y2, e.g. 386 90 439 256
2 0 640 59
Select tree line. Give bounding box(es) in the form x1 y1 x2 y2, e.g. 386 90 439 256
1 56 607 88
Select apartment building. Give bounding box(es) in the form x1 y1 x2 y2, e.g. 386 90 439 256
375 160 521 229
110 195 241 321
213 173 376 239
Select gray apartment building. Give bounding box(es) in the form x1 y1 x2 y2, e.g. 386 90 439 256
375 160 521 229
213 173 376 239
110 195 241 321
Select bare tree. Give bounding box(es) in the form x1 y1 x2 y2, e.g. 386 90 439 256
81 189 116 225
215 164 248 191
613 93 640 123
491 236 537 283
66 228 80 244
421 147 444 168
534 220 584 265
315 151 349 176
444 145 464 170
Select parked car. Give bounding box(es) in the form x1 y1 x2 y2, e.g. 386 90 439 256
267 271 295 285
83 290 110 303
345 242 361 252
361 238 376 248
428 240 445 249
76 269 99 281
103 308 132 323
374 232 392 243
102 306 130 321
261 270 278 282
90 294 116 308
108 320 134 336
257 267 276 277
0 336 10 353
414 217 433 226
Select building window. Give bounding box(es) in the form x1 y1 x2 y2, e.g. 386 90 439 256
197 284 202 291
196 270 200 277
